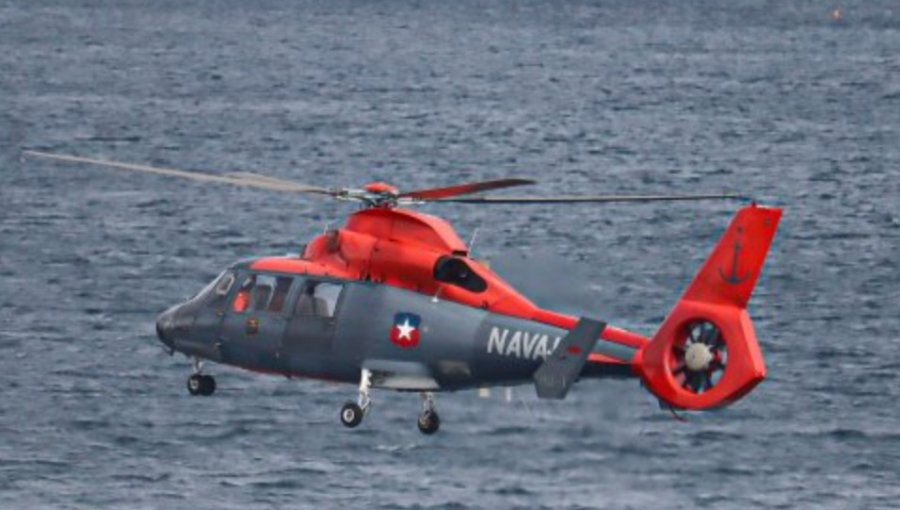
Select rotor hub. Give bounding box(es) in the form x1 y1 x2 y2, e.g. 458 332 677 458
363 182 399 196
670 320 727 394
684 343 713 371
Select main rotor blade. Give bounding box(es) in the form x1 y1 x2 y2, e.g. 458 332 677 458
226 171 308 186
222 171 338 195
400 178 536 201
22 150 337 197
438 193 750 204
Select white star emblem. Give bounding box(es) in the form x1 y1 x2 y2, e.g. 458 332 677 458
396 319 416 340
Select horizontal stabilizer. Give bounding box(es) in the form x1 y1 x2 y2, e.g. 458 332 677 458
533 318 606 399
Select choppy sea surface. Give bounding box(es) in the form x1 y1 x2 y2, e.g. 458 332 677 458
2 1 900 508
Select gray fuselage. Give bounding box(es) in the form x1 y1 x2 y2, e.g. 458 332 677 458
156 264 632 392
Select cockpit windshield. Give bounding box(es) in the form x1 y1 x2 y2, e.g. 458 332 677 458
189 270 235 309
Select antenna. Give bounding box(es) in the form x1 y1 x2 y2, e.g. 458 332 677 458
468 227 480 256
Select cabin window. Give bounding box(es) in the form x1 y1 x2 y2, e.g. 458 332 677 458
433 256 487 293
294 280 343 318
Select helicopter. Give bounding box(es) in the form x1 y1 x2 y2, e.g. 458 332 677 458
24 150 782 434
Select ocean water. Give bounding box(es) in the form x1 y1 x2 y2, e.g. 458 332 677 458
2 1 899 508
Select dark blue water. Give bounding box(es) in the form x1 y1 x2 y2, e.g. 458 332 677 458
3 1 899 508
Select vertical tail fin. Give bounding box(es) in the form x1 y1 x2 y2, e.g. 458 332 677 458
635 205 782 410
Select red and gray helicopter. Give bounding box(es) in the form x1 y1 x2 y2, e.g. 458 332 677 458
25 150 782 434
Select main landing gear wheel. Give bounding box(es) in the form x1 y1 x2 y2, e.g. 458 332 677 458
340 402 364 428
187 374 216 396
417 410 440 435
417 391 440 435
340 368 372 429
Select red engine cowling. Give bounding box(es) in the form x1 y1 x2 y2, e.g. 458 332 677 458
635 205 782 410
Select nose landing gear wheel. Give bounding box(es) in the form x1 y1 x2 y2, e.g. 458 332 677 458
340 402 364 428
187 374 216 396
417 410 440 435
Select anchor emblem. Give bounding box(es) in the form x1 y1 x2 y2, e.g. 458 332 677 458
718 242 751 285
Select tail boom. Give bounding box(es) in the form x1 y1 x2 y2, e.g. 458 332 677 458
530 204 781 410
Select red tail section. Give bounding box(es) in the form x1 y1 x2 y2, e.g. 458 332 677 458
634 205 782 410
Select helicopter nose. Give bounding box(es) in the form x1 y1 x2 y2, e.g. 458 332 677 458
156 307 178 348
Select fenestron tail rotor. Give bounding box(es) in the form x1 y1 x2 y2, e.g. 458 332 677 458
671 321 728 395
22 150 750 207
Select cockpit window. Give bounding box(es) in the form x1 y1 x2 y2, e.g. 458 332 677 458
294 281 343 318
433 256 487 293
231 274 294 314
250 275 276 311
268 277 293 313
232 275 255 313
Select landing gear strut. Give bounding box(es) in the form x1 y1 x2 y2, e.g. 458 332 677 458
417 392 440 435
340 369 372 428
187 358 216 396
